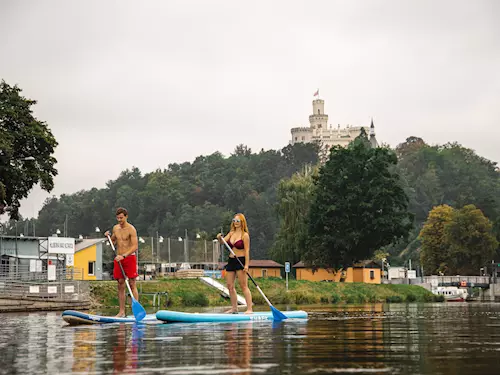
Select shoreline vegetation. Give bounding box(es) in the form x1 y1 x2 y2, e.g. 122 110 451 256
90 278 444 309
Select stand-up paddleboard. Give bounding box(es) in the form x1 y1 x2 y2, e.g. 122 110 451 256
156 310 308 323
61 310 159 325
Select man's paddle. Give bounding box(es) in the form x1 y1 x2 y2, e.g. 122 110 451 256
107 234 146 322
220 236 288 321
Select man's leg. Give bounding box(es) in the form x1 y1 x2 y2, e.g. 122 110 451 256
117 279 126 317
129 279 139 301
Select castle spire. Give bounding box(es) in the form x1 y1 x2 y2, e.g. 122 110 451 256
369 118 378 148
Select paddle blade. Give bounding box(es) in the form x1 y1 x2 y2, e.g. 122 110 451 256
271 306 288 321
132 298 147 322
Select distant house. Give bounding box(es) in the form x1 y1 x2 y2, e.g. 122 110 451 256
73 239 105 280
293 260 381 284
219 260 284 278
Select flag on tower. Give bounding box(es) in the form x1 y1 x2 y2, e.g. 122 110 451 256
313 89 319 97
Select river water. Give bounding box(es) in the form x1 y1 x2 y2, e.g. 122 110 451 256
1 303 500 374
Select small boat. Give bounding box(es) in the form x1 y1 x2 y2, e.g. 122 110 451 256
432 286 468 302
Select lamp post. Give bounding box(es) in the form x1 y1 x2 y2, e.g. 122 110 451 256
139 237 145 279
158 235 164 264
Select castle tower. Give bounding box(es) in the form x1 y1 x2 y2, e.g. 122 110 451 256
369 118 379 148
309 99 328 130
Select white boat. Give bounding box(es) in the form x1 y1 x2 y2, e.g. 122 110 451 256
432 286 468 302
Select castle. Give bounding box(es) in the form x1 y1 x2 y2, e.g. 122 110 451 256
290 97 378 150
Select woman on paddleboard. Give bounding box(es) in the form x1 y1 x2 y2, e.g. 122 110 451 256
217 213 253 313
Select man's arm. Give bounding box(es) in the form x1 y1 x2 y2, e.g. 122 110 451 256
105 226 117 244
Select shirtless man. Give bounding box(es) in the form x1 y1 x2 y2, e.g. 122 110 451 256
104 207 139 317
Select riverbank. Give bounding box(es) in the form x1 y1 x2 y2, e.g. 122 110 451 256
90 278 443 308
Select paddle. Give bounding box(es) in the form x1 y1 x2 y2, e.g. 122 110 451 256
220 236 288 321
107 234 146 322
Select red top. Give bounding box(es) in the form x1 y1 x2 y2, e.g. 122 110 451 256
227 239 244 249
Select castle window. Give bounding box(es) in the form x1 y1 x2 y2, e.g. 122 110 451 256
301 136 305 141
295 137 297 141
318 109 320 115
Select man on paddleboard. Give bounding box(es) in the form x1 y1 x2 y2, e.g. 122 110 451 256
104 207 140 318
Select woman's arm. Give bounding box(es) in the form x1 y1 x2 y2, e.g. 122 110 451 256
243 233 250 272
217 231 233 244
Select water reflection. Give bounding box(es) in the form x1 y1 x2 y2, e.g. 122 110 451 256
2 304 500 374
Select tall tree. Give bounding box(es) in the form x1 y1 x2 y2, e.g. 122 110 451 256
303 137 413 269
420 204 498 275
418 204 455 275
270 168 316 265
0 81 58 219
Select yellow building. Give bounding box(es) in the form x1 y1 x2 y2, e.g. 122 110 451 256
220 260 283 278
72 239 105 280
293 260 381 284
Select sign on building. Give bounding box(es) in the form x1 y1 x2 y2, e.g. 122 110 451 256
48 237 75 254
66 254 74 267
47 264 56 281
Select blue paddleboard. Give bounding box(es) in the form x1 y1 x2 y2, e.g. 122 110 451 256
156 309 308 323
61 310 159 325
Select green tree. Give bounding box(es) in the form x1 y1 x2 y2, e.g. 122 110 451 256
270 167 316 265
419 204 455 275
420 204 498 275
0 81 58 219
303 138 413 269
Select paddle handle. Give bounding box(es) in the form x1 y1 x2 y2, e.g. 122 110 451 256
107 234 135 298
220 237 274 307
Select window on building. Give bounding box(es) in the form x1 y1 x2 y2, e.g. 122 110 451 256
370 270 375 280
318 109 320 115
295 137 297 141
301 136 305 141
88 261 96 276
262 269 268 278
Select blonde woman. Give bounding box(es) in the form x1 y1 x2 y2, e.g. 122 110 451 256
217 213 253 313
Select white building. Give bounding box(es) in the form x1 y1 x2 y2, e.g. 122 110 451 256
290 97 378 150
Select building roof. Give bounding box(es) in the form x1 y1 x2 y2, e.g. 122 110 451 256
293 260 381 269
75 238 105 253
353 260 381 269
218 259 284 269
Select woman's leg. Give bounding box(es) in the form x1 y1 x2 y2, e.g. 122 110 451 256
225 270 238 313
237 270 253 313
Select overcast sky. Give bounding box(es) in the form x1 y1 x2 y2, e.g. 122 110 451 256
1 0 499 219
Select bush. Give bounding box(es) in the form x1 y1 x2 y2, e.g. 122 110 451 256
406 293 417 302
386 295 403 303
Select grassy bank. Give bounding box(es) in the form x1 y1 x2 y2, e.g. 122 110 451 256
90 278 443 308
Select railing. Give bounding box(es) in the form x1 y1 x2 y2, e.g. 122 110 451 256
0 265 84 281
0 266 89 302
422 276 491 286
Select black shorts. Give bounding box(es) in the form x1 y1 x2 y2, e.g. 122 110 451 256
225 256 246 272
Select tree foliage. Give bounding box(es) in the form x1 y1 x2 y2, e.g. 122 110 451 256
270 166 317 265
389 137 500 266
0 81 58 219
302 135 413 269
419 204 498 275
10 143 319 260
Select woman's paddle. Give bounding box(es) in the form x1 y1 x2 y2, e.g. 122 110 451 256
107 234 146 322
220 236 288 321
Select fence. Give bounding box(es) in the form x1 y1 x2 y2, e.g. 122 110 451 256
101 237 224 268
0 266 89 302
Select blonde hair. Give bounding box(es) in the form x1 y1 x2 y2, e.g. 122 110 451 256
230 213 249 235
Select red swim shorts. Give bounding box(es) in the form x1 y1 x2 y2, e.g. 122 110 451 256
113 254 138 280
